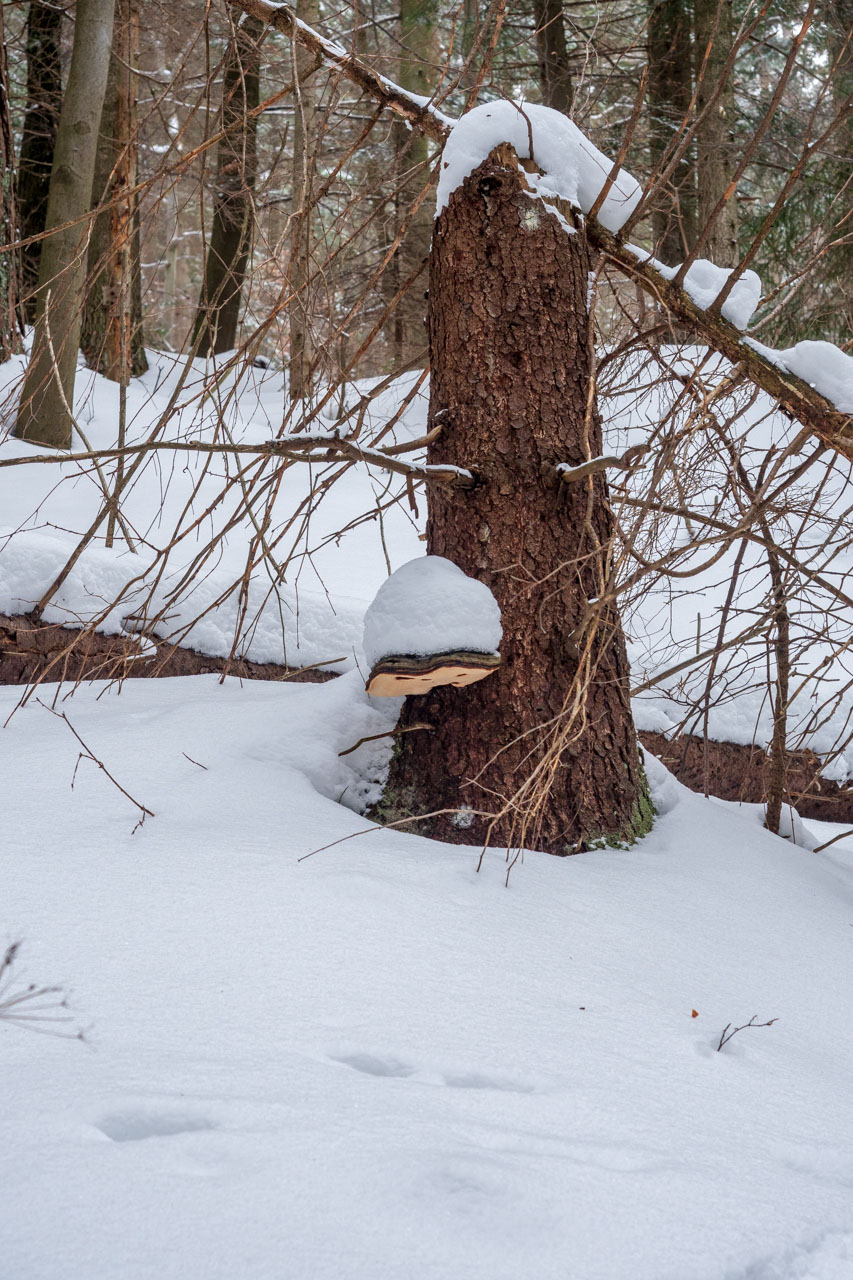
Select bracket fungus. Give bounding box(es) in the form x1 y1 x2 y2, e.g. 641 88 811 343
363 556 502 697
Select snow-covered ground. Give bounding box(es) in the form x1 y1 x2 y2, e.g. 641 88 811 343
3 345 853 775
3 671 853 1280
4 345 853 1276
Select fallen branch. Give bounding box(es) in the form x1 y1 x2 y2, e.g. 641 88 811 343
0 434 477 489
227 0 853 461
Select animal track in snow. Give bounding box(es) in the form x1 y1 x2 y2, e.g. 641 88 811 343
329 1052 533 1092
329 1052 416 1079
96 1109 217 1142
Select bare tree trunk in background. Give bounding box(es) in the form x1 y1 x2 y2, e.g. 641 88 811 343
14 0 116 449
18 1 64 323
461 0 480 83
0 4 21 360
81 0 148 379
193 15 263 357
384 0 437 369
288 0 319 401
764 540 790 836
534 0 573 116
694 0 739 265
379 148 652 855
825 0 852 339
648 0 696 260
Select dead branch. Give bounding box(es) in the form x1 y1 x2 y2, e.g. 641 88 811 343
225 0 853 458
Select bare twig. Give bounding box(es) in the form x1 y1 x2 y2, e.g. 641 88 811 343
38 702 155 831
717 1014 779 1051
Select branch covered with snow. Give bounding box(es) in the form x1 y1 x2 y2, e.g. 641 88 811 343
227 0 853 457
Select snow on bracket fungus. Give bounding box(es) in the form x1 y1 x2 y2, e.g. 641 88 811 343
363 556 502 697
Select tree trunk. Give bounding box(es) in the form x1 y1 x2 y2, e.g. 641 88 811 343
824 0 852 339
383 0 437 369
81 0 147 379
193 14 263 358
288 0 319 400
647 0 696 261
379 148 652 855
17 2 64 323
14 0 116 449
0 2 21 360
694 0 739 265
533 0 573 116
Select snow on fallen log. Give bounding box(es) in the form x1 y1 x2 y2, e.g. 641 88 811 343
744 337 853 415
435 100 641 233
626 247 763 331
363 556 502 697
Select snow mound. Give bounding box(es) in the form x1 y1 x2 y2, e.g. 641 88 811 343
436 100 641 233
627 247 762 329
745 337 853 413
777 340 853 414
363 555 502 669
677 260 762 330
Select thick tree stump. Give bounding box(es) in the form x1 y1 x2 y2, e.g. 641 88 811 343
378 147 652 854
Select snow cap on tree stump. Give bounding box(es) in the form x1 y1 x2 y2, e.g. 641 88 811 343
363 556 502 697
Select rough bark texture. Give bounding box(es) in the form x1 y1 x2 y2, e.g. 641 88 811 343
14 0 116 450
0 3 21 360
534 0 573 116
647 0 696 260
379 149 651 854
81 0 148 378
694 0 739 265
18 1 64 323
193 15 263 358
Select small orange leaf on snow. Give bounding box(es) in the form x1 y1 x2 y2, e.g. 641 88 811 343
691 1009 699 1018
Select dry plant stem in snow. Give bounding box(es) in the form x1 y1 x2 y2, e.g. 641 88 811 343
0 942 87 1041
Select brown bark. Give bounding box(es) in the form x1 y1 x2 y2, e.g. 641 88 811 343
379 148 651 854
18 2 64 323
694 0 739 265
0 3 21 359
534 0 573 116
81 0 148 379
647 0 696 260
193 14 263 358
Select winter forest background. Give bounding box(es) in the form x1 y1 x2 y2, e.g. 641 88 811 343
2 2 853 1278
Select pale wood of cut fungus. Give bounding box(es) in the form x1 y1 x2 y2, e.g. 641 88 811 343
366 651 501 698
